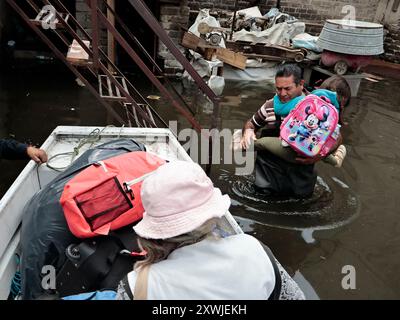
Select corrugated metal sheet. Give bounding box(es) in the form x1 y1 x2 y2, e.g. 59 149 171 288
317 20 384 56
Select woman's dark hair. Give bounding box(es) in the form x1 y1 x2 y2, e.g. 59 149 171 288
319 75 351 107
275 64 303 85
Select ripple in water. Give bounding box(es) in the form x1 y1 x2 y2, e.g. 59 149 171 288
229 175 360 232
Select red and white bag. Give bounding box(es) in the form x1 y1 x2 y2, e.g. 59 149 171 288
60 151 165 238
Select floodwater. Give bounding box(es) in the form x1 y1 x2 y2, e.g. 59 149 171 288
1 62 400 299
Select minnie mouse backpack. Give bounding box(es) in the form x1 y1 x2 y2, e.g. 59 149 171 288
280 94 340 158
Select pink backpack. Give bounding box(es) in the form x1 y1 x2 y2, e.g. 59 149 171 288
280 94 340 158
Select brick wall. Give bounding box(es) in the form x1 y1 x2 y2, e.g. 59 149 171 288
187 0 274 11
187 0 399 63
73 0 399 70
188 0 379 22
75 0 107 48
75 0 189 74
384 24 400 63
159 1 190 75
279 0 379 25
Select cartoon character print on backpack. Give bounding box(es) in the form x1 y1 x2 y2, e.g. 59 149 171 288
280 94 340 157
288 104 330 152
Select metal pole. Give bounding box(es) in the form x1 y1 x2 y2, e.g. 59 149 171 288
4 0 125 125
230 0 238 40
127 0 219 105
96 8 203 133
107 0 116 71
90 0 100 69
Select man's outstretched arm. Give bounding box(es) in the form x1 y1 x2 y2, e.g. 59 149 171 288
0 139 48 163
0 139 29 160
240 100 276 150
240 120 257 150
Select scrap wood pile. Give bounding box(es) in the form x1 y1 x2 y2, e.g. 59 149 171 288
181 6 322 71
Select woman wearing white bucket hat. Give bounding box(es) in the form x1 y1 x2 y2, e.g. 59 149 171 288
116 161 305 300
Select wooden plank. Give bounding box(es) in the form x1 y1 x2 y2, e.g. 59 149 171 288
182 32 201 50
66 57 93 66
181 32 246 69
365 77 379 83
226 40 303 61
369 58 400 71
362 72 384 81
203 48 216 61
242 53 285 62
215 48 247 70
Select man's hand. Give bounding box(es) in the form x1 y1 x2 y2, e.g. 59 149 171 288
27 146 48 164
240 129 257 150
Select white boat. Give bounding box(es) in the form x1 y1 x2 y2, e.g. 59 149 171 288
0 126 243 300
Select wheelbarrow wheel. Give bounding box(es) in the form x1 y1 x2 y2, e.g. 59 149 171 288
294 52 305 63
334 61 348 75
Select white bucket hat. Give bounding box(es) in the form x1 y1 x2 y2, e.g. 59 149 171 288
133 161 231 239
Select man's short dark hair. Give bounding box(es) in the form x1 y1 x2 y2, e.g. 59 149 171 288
275 64 303 85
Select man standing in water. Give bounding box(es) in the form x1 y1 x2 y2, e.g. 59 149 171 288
0 139 48 164
240 64 323 198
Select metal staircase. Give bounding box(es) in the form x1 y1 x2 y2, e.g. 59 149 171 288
6 0 220 133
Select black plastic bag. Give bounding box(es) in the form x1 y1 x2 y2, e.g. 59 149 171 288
20 139 145 300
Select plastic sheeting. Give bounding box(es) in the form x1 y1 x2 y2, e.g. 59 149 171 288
20 139 145 300
189 9 226 48
292 33 323 53
232 21 306 47
208 75 225 96
184 58 223 79
223 64 277 82
183 9 225 81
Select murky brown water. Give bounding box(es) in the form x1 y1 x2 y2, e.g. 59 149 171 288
1 62 400 299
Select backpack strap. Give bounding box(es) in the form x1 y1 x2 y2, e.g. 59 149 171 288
119 276 134 300
134 265 150 300
259 241 282 300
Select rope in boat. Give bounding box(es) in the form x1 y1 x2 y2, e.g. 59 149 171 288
46 126 116 172
36 126 123 189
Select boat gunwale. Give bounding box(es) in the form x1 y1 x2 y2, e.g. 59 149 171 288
0 126 242 299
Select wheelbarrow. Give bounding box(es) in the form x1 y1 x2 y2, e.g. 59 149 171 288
320 50 374 75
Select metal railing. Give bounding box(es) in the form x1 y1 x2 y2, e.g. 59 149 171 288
6 0 222 133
